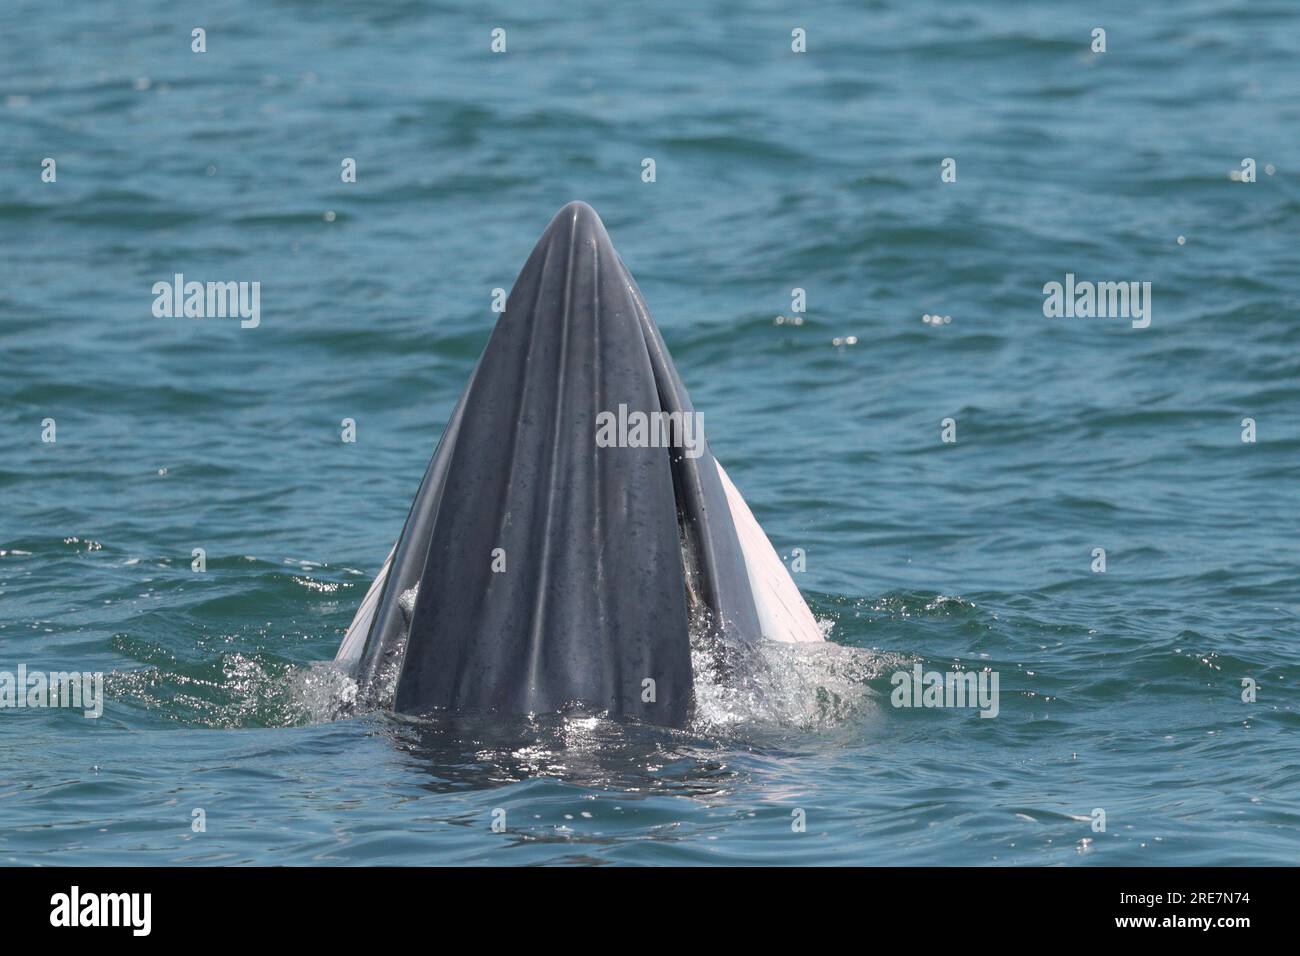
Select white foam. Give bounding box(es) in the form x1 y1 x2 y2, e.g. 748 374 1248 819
689 624 885 732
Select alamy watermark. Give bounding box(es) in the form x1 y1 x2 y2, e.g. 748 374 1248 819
595 404 704 459
50 886 150 936
890 664 999 718
0 665 103 718
1042 273 1151 329
152 274 260 328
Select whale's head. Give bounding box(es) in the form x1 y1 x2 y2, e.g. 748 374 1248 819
338 202 819 728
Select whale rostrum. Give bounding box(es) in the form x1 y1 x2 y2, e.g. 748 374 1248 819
336 202 821 727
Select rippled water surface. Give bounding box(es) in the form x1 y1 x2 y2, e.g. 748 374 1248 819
2 1 1298 865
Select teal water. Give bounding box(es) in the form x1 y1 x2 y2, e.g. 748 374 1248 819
2 1 1298 865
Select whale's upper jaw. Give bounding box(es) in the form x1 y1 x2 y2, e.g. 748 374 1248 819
345 202 779 727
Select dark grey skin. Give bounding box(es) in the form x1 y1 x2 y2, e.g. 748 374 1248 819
353 202 760 728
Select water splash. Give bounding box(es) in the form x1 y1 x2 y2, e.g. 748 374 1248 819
690 620 893 732
109 605 891 734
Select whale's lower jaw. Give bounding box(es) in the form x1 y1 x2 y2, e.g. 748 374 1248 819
336 202 821 728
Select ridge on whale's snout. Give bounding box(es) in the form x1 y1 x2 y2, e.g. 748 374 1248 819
337 201 821 728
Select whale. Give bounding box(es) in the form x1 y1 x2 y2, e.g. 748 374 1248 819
335 201 821 728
